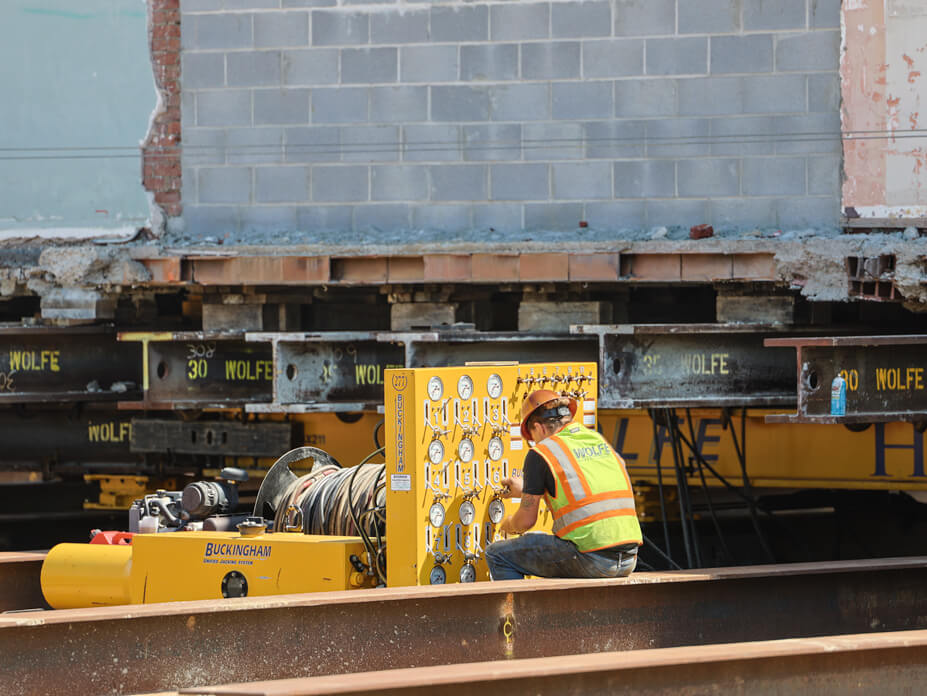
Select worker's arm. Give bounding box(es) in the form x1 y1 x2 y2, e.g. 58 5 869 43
499 475 540 534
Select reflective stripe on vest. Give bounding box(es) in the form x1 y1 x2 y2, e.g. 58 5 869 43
550 494 637 535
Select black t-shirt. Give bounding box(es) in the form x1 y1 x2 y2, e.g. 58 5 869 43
522 449 557 497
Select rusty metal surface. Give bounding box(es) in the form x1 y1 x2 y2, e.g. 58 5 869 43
179 629 927 695
131 419 292 457
573 324 798 408
766 335 927 424
0 552 47 612
2 558 926 695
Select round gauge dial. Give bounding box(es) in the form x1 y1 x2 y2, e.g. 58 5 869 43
429 565 446 585
487 374 503 399
457 438 475 463
459 564 477 583
427 376 444 401
487 436 504 461
488 498 505 524
429 502 446 528
457 375 474 399
427 439 445 465
459 500 476 525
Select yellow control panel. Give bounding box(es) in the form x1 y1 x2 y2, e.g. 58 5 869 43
384 362 598 586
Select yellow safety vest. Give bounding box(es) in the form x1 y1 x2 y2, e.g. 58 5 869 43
533 423 642 552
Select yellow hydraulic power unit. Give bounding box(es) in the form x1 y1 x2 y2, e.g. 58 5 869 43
385 362 597 586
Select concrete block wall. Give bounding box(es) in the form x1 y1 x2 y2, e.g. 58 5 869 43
179 0 841 237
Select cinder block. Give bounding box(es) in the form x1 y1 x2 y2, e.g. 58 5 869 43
371 165 428 201
311 165 368 202
681 254 733 282
194 13 252 50
491 164 549 201
614 160 675 198
182 53 224 89
646 198 709 227
523 123 583 161
412 205 472 231
809 73 840 113
678 77 744 116
391 303 458 331
296 205 353 230
776 31 840 72
183 128 226 166
742 157 805 195
310 87 368 123
423 255 472 281
370 9 429 44
520 254 570 281
525 203 584 229
240 207 298 233
431 5 489 42
388 257 425 282
569 253 620 281
677 159 740 197
182 0 222 11
808 154 840 195
552 162 612 200
285 126 340 163
585 120 645 159
400 46 458 83
615 79 677 117
717 295 793 324
431 86 491 122
711 35 773 74
773 113 841 154
283 48 338 85
353 204 410 231
490 4 549 40
710 116 777 156
518 301 611 333
341 126 399 162
646 119 711 157
521 42 581 80
403 125 461 162
744 0 807 30
679 0 740 33
552 81 613 120
199 167 252 204
342 47 397 84
584 201 647 229
311 11 369 46
646 37 707 76
461 44 518 82
552 1 612 38
473 204 523 232
744 74 806 114
283 0 336 5
624 254 681 281
182 91 195 128
614 0 675 36
472 254 519 281
490 83 550 122
255 11 309 48
463 124 522 161
202 303 264 331
255 166 310 202
224 127 284 166
775 196 838 227
811 0 841 28
429 165 487 201
254 88 310 125
583 40 644 78
224 0 277 9
197 90 251 127
710 198 776 227
370 86 427 123
182 206 241 236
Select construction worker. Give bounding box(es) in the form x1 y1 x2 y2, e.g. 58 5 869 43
485 389 642 580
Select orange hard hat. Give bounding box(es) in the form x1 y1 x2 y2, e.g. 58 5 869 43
519 389 578 441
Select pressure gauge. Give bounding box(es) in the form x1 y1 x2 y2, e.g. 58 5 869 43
429 565 446 585
428 439 445 464
487 374 503 399
459 500 476 525
487 436 504 461
427 376 444 401
459 564 477 583
458 438 474 463
457 374 474 399
488 498 505 524
429 502 446 527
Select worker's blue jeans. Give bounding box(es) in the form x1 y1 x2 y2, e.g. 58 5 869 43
485 533 637 581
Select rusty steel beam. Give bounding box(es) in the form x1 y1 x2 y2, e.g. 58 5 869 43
246 331 594 413
130 419 292 457
2 558 926 694
0 408 137 464
572 324 798 408
765 335 927 424
0 552 47 612
118 332 274 409
178 629 927 696
0 326 141 403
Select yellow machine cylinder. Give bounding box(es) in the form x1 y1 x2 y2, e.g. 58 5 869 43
40 543 135 609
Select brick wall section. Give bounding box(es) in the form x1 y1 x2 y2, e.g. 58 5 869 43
143 0 183 221
179 0 841 238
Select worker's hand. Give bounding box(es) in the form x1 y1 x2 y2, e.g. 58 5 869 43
500 475 523 499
